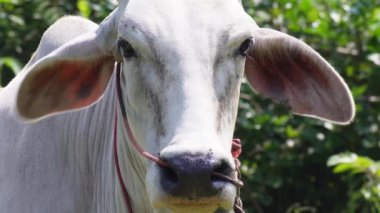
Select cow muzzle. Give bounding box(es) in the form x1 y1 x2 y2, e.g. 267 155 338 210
159 152 235 198
149 148 239 211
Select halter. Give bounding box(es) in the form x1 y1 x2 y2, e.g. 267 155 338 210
113 63 245 213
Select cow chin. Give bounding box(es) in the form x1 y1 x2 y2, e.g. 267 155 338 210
146 165 237 213
163 198 234 213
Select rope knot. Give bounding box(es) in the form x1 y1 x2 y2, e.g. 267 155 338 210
232 138 242 158
232 138 245 213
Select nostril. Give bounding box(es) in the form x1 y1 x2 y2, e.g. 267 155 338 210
212 160 234 182
161 165 178 183
159 163 179 193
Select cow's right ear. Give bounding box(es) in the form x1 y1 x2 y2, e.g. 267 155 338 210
17 33 115 121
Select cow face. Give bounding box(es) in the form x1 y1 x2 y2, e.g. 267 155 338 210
16 0 354 212
115 0 255 211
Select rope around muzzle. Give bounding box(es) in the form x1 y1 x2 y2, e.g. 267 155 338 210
114 63 245 212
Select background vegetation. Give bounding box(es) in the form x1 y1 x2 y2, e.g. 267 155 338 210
1 0 379 212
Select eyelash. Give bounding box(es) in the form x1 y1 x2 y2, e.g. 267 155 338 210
118 39 136 58
238 38 253 56
117 38 252 59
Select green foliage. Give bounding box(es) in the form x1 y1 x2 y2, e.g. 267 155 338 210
0 57 21 86
328 153 380 212
77 0 91 18
1 0 379 212
238 0 380 212
0 0 114 86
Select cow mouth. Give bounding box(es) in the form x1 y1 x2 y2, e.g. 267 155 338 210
147 159 237 212
168 204 219 213
154 195 235 213
167 201 223 213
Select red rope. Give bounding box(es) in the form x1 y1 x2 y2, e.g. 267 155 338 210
113 107 134 213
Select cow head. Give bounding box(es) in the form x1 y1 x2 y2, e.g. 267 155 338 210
16 0 355 212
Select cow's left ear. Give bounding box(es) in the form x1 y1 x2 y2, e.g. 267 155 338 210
17 33 115 120
245 28 355 124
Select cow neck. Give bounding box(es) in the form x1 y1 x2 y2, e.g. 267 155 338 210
113 62 245 213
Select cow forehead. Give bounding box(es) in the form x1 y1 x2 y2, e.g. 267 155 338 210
122 0 254 45
125 0 245 21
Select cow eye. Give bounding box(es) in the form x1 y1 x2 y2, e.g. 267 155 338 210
238 38 253 56
118 39 136 58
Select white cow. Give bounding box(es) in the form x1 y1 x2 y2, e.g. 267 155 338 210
0 0 355 212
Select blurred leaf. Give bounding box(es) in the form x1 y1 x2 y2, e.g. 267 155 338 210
286 126 300 138
9 15 25 26
361 188 371 199
328 152 380 210
0 0 17 3
328 153 375 174
0 57 22 86
327 153 358 167
77 0 91 18
333 164 358 174
0 57 22 74
351 84 368 97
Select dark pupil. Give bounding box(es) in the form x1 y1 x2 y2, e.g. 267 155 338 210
239 39 252 55
118 39 136 58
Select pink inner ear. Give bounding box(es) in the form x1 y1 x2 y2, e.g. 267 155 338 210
244 28 354 124
245 58 286 104
18 57 114 119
